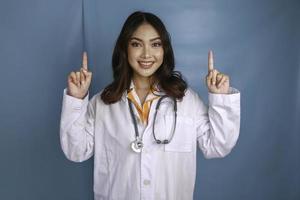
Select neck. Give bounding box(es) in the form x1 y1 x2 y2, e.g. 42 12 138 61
133 74 152 90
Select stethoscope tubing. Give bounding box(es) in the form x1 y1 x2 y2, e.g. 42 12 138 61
127 95 177 145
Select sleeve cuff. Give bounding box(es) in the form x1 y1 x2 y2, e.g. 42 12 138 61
63 88 89 110
208 87 240 106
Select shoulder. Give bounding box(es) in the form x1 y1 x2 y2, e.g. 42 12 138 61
182 87 204 104
90 89 126 107
179 87 207 113
89 89 105 107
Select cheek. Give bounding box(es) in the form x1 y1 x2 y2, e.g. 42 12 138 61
128 49 139 59
127 49 138 62
155 50 164 62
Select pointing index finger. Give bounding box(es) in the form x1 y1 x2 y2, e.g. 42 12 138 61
82 51 88 70
208 50 214 72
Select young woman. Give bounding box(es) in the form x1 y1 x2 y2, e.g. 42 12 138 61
60 11 240 200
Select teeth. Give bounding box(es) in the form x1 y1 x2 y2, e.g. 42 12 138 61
139 61 153 66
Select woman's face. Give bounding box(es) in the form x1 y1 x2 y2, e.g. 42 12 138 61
127 23 164 80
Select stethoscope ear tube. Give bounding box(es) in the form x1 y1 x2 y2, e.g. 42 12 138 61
128 99 139 139
153 95 177 145
155 95 168 110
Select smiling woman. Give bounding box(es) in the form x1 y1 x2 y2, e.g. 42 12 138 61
101 11 188 104
127 23 164 104
59 11 241 200
128 24 163 80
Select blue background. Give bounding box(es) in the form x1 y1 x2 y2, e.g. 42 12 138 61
0 0 299 199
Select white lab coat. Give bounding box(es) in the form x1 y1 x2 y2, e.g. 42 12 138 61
59 85 240 200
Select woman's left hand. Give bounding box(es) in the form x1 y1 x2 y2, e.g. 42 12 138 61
206 50 230 94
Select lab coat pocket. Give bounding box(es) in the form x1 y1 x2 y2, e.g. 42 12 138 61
163 115 195 153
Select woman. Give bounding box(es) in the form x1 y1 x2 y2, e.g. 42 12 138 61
60 11 240 200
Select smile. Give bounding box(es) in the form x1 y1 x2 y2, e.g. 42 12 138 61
138 61 154 69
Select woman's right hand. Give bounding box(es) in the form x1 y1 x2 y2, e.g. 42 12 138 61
67 52 92 99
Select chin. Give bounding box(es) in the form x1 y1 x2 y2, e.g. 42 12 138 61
136 72 154 78
138 67 159 77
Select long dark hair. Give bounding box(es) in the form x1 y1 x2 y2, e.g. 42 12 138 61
101 11 187 104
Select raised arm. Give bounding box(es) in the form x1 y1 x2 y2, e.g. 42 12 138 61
60 52 95 162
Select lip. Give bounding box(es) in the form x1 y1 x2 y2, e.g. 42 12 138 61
138 61 154 69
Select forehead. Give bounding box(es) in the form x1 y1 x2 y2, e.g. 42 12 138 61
131 23 160 39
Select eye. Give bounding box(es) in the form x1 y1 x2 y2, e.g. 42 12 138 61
130 42 141 47
152 42 162 47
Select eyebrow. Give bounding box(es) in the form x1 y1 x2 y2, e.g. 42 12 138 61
130 37 161 42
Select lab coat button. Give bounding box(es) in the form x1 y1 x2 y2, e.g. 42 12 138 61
143 179 151 185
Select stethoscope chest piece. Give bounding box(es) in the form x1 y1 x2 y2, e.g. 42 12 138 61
130 139 143 153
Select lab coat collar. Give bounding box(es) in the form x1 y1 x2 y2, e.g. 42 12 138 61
121 79 166 102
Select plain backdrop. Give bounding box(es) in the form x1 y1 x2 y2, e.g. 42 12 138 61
0 0 299 199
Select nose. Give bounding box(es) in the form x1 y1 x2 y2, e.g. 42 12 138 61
141 45 151 59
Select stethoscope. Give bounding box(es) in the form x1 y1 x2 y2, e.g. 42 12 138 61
127 95 177 153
